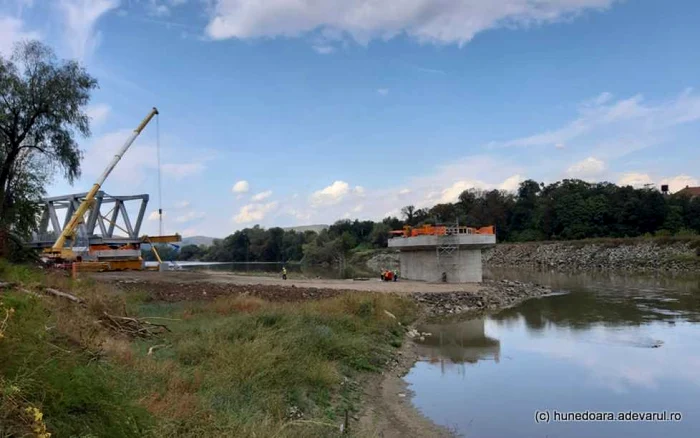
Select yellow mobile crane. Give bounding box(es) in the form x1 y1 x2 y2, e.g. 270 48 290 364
44 107 170 268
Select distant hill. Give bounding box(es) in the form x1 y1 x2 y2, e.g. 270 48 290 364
181 235 216 247
282 224 328 233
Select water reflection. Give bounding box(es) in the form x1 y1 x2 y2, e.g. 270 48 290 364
405 270 700 438
414 319 500 367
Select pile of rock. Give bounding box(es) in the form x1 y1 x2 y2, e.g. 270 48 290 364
412 279 551 317
484 241 699 272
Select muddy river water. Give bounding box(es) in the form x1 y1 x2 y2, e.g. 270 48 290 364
406 270 700 437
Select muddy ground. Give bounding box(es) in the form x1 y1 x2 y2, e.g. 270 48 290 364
91 270 549 437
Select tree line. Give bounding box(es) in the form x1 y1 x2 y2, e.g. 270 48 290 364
155 179 700 263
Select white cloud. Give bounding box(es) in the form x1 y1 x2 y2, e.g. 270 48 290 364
0 16 41 55
148 210 166 220
352 204 364 213
353 186 365 196
310 180 350 206
174 200 190 209
377 88 389 96
617 172 653 188
87 103 110 127
437 180 487 204
661 175 699 193
205 0 615 48
251 190 272 201
58 0 119 60
616 173 698 192
80 129 207 188
234 201 278 224
161 162 206 179
175 211 206 223
495 90 700 155
567 157 605 179
499 174 523 192
232 180 250 193
398 188 412 195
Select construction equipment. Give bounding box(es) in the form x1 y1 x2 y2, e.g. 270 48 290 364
37 107 180 270
390 224 495 238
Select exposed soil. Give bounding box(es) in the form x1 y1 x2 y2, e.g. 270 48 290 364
93 270 485 297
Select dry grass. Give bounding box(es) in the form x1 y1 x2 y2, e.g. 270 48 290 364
1 261 417 438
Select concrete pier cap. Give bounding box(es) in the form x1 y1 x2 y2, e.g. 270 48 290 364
388 233 496 283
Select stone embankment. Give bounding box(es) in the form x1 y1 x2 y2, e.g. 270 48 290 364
412 279 551 317
483 240 699 272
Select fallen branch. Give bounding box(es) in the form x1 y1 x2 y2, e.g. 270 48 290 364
100 312 170 338
45 288 84 304
139 316 182 321
147 344 167 356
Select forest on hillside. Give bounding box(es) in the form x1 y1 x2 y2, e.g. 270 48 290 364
146 179 700 264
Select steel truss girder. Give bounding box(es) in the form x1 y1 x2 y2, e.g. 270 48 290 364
29 191 149 248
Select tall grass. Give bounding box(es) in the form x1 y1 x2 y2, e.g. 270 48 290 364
0 262 417 437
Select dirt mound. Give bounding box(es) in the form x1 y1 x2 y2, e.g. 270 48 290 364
112 280 346 303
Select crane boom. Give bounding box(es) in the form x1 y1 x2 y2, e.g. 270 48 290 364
51 107 159 252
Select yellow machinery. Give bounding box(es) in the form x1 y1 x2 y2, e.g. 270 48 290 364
40 107 181 270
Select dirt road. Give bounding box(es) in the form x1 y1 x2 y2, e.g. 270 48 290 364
93 270 483 298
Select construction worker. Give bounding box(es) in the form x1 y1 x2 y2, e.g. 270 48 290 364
282 266 287 280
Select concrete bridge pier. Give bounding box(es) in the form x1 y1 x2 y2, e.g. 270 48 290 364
388 233 496 283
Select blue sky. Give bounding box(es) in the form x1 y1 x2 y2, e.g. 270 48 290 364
1 0 699 237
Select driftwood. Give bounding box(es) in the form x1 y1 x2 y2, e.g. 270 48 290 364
100 312 171 338
147 344 168 356
45 287 84 304
1 282 170 338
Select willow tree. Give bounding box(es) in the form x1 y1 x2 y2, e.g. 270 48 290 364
0 41 97 254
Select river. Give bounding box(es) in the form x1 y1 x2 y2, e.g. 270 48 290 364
405 269 700 437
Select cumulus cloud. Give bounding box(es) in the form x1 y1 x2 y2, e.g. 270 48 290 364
499 174 523 192
232 180 250 193
175 211 206 223
661 175 699 193
251 190 272 201
618 172 653 188
148 210 166 221
310 181 350 206
205 0 615 49
58 0 120 60
567 157 606 179
0 16 41 55
234 201 279 224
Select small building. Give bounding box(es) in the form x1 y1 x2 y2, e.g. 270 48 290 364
388 225 496 283
676 186 700 199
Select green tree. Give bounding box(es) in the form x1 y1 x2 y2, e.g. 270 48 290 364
0 41 97 252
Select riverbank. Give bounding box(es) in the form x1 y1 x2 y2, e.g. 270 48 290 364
366 236 700 274
484 237 700 272
1 264 549 437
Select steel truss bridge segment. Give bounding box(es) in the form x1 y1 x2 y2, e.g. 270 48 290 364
29 191 149 248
